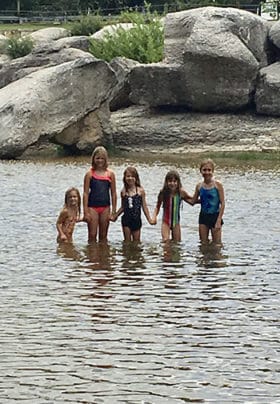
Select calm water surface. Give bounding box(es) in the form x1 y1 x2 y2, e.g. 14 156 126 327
0 156 279 403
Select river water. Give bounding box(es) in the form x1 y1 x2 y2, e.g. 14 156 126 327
0 155 279 403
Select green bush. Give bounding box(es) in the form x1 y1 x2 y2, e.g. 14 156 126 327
5 35 33 59
89 8 163 63
70 14 103 36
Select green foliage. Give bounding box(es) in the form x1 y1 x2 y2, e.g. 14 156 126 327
4 34 34 59
89 6 164 63
70 14 103 36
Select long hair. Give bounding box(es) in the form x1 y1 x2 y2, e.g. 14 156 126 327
123 166 141 192
158 170 182 207
64 187 81 216
91 146 108 169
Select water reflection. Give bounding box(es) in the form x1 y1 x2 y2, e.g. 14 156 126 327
196 242 228 269
120 241 146 271
56 242 82 261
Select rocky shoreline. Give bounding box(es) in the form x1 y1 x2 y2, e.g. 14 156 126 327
108 106 280 154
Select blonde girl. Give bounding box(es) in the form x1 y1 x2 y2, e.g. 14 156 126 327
153 170 193 242
192 158 225 244
113 166 154 241
56 187 82 243
83 146 117 242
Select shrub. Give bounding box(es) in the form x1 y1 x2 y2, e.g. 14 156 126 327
5 35 33 59
89 6 163 63
70 14 103 36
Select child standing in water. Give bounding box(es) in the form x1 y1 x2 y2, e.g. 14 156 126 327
56 187 82 243
152 170 194 242
113 166 154 241
192 158 225 244
83 146 117 242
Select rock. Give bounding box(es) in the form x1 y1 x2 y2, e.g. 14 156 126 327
91 23 134 40
25 27 70 43
108 105 280 152
255 62 280 115
0 42 93 89
0 56 117 159
109 57 139 111
129 7 268 112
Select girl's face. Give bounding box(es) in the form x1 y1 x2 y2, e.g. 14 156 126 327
125 172 136 187
201 163 214 179
67 191 79 207
94 153 106 168
167 177 178 193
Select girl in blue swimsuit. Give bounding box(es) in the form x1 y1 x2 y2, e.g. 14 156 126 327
192 159 225 244
113 166 154 241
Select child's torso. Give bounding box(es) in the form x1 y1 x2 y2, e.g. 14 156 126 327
123 191 142 219
88 169 111 207
199 183 220 214
162 193 181 228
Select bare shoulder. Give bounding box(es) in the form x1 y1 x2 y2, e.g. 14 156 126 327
138 186 146 196
214 179 224 189
108 168 115 178
57 208 68 222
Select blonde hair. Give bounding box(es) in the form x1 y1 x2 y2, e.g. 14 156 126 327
200 158 215 172
64 187 81 216
91 146 108 169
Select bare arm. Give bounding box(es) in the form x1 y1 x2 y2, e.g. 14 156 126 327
112 190 124 222
152 192 163 224
83 171 91 223
215 180 225 228
56 209 68 241
109 170 117 217
140 188 154 224
181 188 194 205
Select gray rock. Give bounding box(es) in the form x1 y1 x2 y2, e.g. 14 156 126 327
0 57 117 159
255 62 280 115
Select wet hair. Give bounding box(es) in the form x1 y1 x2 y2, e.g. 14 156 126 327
200 158 215 172
158 170 182 206
64 187 81 216
123 166 141 191
91 146 108 169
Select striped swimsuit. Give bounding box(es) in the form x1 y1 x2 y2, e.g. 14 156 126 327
162 194 182 229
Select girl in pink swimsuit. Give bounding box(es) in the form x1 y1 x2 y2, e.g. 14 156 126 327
83 146 117 242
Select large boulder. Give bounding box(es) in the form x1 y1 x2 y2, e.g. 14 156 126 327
255 62 280 115
25 27 70 43
0 42 93 89
129 7 269 112
0 56 117 159
109 57 139 111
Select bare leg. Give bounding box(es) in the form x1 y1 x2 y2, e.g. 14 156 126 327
171 224 181 242
211 227 222 244
87 209 99 243
131 229 141 241
98 207 110 241
122 226 133 241
199 224 210 244
161 222 171 241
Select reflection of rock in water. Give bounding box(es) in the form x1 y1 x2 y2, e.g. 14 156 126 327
57 242 82 261
197 242 228 269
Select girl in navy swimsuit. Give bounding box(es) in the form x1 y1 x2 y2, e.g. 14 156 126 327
113 166 155 241
83 146 117 242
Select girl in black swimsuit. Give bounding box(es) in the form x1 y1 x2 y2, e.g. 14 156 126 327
112 166 155 241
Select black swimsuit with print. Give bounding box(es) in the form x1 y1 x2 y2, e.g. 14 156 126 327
121 192 142 231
